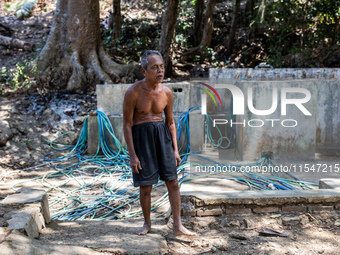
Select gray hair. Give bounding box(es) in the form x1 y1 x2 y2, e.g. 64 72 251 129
141 50 163 70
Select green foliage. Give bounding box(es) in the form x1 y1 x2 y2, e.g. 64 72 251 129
10 61 33 90
6 0 38 19
1 61 35 92
251 0 340 67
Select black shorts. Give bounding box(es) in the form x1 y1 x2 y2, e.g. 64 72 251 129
131 121 178 187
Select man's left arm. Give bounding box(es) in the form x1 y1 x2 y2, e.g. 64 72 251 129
164 88 181 167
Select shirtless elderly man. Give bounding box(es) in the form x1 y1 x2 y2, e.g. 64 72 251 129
123 50 195 236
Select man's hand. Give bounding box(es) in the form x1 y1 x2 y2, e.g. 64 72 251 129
130 155 142 174
174 151 181 167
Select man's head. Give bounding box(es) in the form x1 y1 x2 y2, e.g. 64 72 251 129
141 50 164 84
141 50 163 70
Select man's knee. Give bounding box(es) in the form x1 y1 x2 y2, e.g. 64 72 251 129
166 179 179 190
140 185 152 196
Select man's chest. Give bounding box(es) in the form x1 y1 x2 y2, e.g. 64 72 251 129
135 91 168 114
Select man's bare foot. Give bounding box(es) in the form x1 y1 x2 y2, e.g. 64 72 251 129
136 223 151 235
173 224 197 236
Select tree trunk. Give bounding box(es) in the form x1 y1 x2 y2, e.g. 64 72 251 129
183 0 216 61
158 0 180 77
191 0 205 47
245 0 255 22
111 0 121 40
226 0 241 57
34 0 134 93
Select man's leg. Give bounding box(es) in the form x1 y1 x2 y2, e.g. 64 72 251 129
137 185 153 235
165 179 196 236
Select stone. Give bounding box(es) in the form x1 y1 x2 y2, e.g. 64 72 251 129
282 206 307 213
7 212 39 238
282 216 300 226
74 116 86 125
229 231 248 240
181 202 196 217
197 208 222 217
0 120 13 147
309 205 334 212
225 207 252 215
243 218 255 229
229 220 241 227
253 207 280 214
63 109 75 116
40 109 61 126
299 214 309 225
1 188 51 224
334 220 340 226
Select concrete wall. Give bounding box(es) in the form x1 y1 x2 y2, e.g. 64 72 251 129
316 80 340 151
96 82 198 115
236 80 317 161
209 68 340 161
89 82 204 154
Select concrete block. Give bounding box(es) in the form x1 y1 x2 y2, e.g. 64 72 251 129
87 115 126 155
225 207 252 215
319 178 340 190
189 110 204 152
7 212 39 238
308 205 334 212
282 216 300 226
281 205 307 213
197 208 223 217
1 188 51 224
253 206 280 214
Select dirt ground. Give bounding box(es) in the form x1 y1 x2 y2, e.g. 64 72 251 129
1 1 340 255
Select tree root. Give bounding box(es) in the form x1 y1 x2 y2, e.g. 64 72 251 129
90 49 113 84
66 51 85 91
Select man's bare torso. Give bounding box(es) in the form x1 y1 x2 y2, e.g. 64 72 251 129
129 80 170 126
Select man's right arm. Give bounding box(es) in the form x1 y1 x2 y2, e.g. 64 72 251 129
123 88 142 174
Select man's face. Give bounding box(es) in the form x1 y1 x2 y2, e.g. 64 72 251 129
143 54 164 84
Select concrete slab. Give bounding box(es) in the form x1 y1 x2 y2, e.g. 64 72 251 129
1 187 51 224
319 178 340 190
180 187 340 206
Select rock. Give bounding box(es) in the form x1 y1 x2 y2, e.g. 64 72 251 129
181 202 196 217
74 116 86 126
229 220 241 227
299 214 309 225
212 239 228 251
243 218 255 229
282 216 300 226
63 109 75 116
334 220 340 226
229 231 248 240
0 120 13 147
40 109 61 125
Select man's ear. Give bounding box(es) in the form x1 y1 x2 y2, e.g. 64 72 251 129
141 68 147 76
